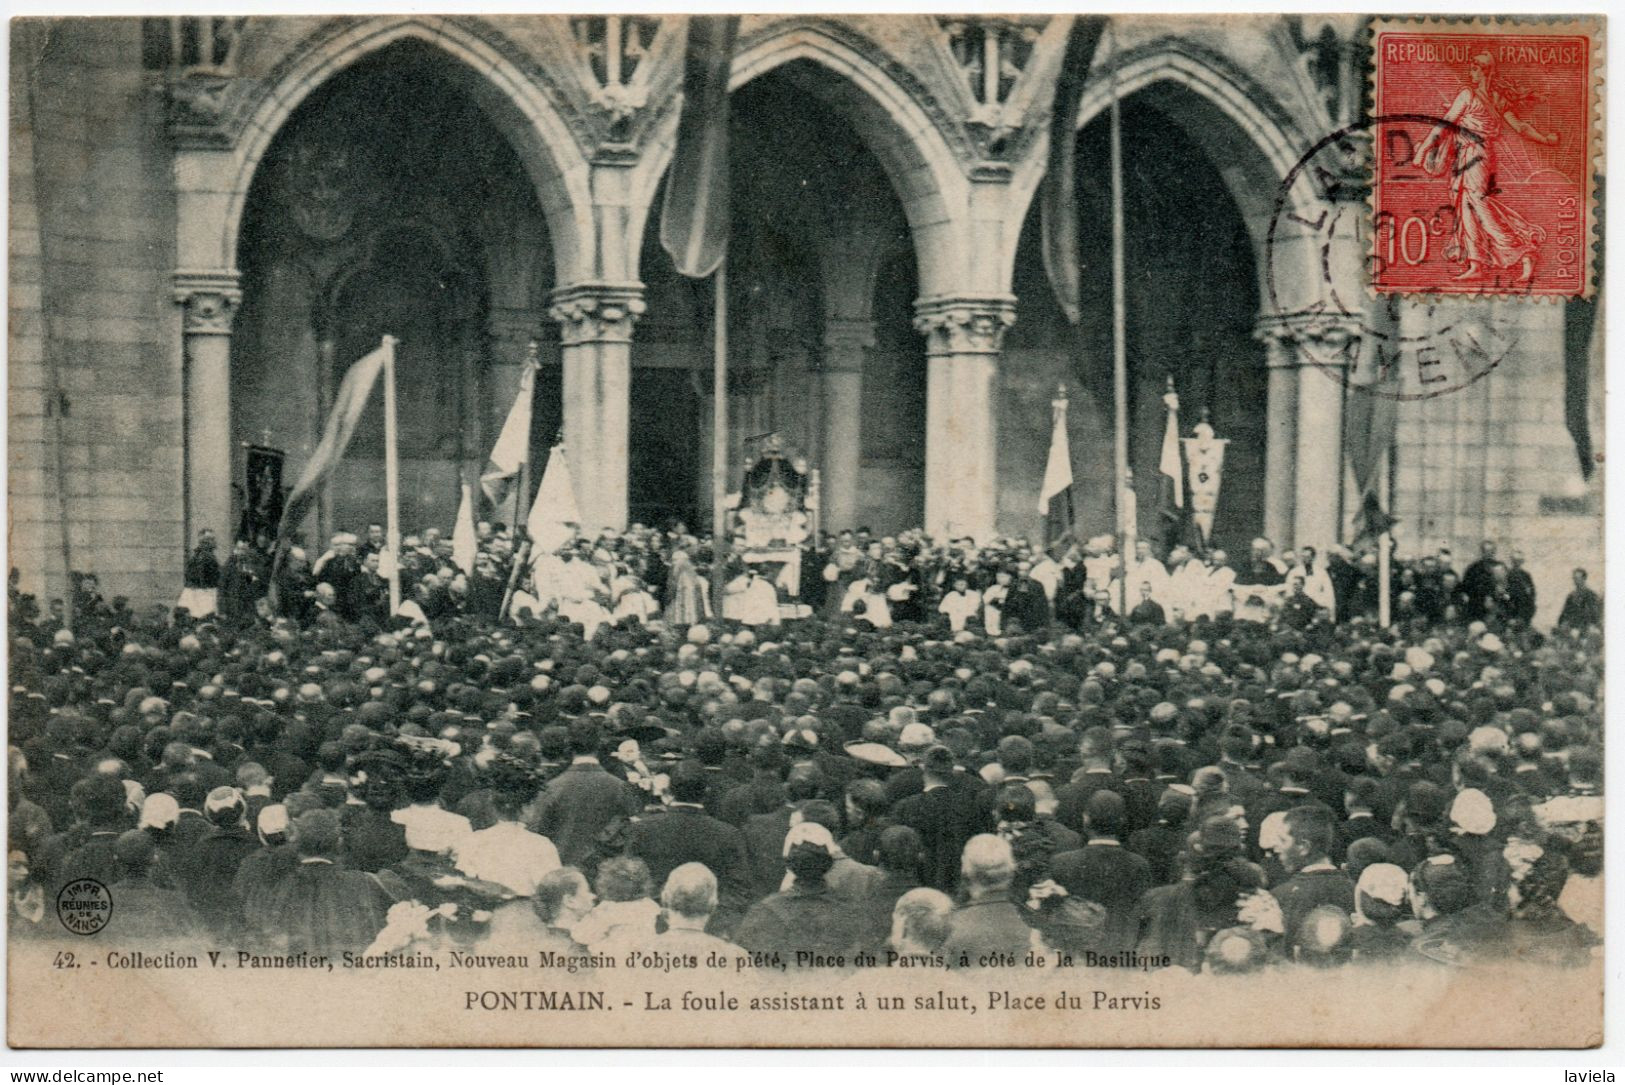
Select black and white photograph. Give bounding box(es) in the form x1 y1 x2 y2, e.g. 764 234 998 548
4 9 1609 1052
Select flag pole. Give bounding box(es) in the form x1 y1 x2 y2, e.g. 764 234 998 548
1109 35 1131 616
711 258 730 614
500 541 529 622
381 335 401 617
514 340 539 536
1378 443 1393 628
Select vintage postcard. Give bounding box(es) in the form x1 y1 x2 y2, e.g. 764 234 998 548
6 12 1606 1049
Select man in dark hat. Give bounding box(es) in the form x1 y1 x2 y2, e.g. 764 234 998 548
856 825 924 951
49 772 129 893
714 743 788 827
1407 853 1500 966
1558 568 1602 631
1459 540 1501 622
893 746 992 893
1504 550 1537 627
1137 814 1265 971
527 720 640 872
1127 789 1192 885
625 761 750 930
1247 746 1327 861
1127 581 1166 627
342 752 410 873
1004 562 1051 635
743 768 820 901
106 829 196 944
1049 790 1151 953
1337 776 1390 861
275 548 316 627
219 539 269 623
1053 726 1120 833
264 809 389 956
179 530 220 619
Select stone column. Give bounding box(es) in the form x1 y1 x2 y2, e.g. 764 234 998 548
912 295 1016 543
1291 326 1353 553
174 270 241 550
820 318 874 533
1255 319 1300 549
548 282 644 534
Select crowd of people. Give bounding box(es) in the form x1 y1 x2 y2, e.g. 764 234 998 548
173 519 1603 640
6 515 1605 977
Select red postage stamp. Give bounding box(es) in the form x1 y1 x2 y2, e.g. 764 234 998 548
1370 19 1602 298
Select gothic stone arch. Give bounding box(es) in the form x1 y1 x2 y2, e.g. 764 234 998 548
171 15 597 551
1007 39 1325 301
175 15 595 285
626 20 973 300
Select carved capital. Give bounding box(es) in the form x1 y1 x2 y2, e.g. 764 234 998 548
912 295 1017 356
1253 313 1362 366
165 71 239 150
548 282 646 346
488 309 546 347
173 270 242 336
821 318 877 371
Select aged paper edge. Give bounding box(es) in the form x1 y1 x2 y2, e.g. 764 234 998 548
7 938 1603 1049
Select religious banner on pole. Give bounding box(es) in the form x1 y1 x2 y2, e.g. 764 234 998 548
238 444 285 546
1182 415 1228 548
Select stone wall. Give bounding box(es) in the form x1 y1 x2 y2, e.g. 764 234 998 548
1390 300 1604 626
9 19 182 612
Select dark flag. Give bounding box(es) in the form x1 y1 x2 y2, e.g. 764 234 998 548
1563 194 1601 480
1563 293 1599 481
1040 15 1108 324
660 15 740 279
1345 328 1399 542
238 445 286 545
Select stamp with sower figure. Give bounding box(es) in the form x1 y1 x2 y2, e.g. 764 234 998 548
1371 19 1601 298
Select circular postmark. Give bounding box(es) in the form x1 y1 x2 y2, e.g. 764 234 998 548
56 877 112 936
1263 115 1523 402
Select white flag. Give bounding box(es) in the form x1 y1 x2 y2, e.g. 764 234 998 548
525 445 582 555
452 478 477 575
1038 397 1073 514
1159 388 1183 508
480 363 536 507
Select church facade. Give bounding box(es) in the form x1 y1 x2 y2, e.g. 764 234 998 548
9 15 1601 618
